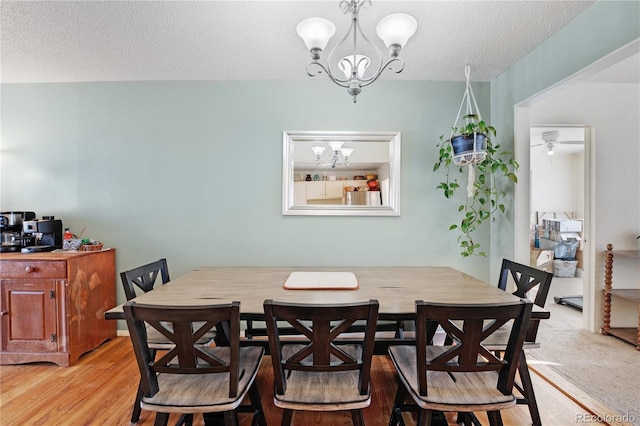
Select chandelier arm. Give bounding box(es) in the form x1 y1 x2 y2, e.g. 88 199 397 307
305 62 351 87
326 14 358 80
354 15 384 75
359 58 405 87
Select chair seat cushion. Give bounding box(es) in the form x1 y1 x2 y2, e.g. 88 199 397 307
388 345 516 411
141 346 263 413
273 344 371 409
275 370 370 405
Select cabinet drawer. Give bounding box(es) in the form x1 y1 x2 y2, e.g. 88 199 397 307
0 261 67 279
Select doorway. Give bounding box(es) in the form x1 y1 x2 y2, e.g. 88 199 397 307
529 125 586 316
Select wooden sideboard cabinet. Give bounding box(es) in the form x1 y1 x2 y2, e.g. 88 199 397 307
602 244 640 350
0 249 117 366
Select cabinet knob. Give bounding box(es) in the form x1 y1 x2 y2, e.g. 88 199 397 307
0 311 7 316
25 266 33 273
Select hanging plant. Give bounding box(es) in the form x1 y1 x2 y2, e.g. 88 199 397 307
433 66 519 257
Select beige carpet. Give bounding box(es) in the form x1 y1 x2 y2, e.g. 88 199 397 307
527 277 640 424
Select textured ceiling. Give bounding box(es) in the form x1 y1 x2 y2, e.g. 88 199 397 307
1 0 600 84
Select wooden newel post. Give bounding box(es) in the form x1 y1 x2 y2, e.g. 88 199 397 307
602 243 613 334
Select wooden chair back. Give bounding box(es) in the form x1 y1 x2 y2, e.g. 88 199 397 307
498 259 553 342
123 301 242 398
120 258 170 301
263 299 379 396
498 259 553 308
415 299 532 397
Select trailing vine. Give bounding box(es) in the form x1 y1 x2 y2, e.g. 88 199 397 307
434 117 519 257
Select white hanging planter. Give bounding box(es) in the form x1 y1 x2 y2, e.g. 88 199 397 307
447 65 490 197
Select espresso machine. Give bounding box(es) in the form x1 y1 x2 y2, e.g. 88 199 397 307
0 211 36 252
22 216 64 253
0 212 63 253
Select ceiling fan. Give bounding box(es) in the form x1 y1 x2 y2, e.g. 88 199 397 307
531 131 583 156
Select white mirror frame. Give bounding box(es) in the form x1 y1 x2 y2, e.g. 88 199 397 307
282 130 401 216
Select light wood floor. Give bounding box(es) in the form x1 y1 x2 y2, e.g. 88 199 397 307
0 337 607 426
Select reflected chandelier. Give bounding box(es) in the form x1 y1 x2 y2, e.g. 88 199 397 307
311 142 354 168
296 0 417 103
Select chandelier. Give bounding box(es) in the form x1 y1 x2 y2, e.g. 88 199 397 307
311 142 354 168
296 0 418 103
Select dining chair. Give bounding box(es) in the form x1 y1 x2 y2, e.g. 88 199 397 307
498 258 552 319
120 258 171 300
120 258 217 424
388 299 533 426
121 259 174 423
484 258 554 426
123 301 265 426
263 299 379 426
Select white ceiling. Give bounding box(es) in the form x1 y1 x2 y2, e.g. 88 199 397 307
1 0 602 84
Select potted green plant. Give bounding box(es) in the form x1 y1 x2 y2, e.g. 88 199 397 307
433 114 519 257
450 114 490 161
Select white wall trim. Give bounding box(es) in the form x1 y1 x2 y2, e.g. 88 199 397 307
584 126 598 331
514 106 531 266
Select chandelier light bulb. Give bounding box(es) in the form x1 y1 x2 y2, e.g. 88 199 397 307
338 55 370 79
296 18 336 53
328 141 344 152
341 147 354 158
376 13 418 54
311 146 326 156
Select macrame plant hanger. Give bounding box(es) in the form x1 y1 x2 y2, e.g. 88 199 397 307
449 65 487 197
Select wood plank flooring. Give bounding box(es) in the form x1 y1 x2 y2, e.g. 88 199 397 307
0 337 607 425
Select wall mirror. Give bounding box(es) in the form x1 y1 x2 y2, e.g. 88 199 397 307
282 130 401 216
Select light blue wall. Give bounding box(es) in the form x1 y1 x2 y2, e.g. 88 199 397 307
489 0 640 281
1 80 495 307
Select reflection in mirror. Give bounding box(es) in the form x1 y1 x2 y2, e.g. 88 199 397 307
282 131 401 216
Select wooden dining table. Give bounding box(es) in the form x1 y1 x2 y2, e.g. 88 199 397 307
104 266 537 319
105 265 548 354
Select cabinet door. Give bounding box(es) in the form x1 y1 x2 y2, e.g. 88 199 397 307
1 280 60 353
306 182 326 200
293 182 307 205
325 181 344 199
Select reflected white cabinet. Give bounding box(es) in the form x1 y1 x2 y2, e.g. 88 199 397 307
325 181 345 198
306 181 344 200
293 182 307 205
